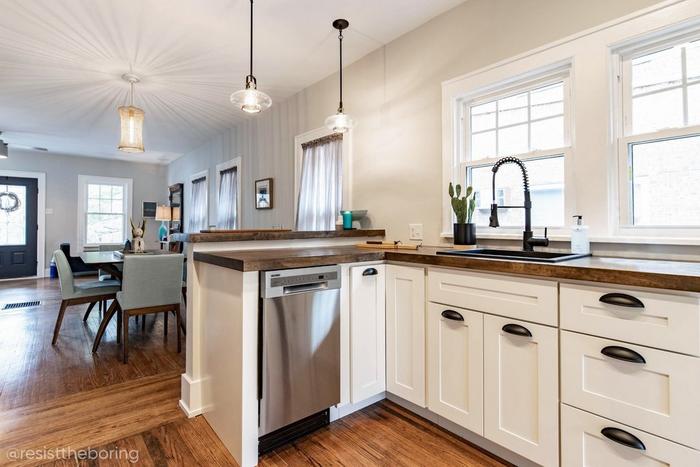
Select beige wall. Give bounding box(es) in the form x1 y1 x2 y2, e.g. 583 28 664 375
168 0 666 244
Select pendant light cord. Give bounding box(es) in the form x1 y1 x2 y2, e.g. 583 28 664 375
338 28 343 113
246 0 256 88
130 81 134 107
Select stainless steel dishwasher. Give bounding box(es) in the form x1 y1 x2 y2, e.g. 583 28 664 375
258 265 341 453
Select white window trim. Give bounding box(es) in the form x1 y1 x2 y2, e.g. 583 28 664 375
442 0 700 244
444 61 574 237
77 175 133 252
293 127 353 225
216 157 242 229
612 22 700 238
188 170 209 232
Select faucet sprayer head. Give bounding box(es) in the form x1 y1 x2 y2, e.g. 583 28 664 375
489 203 500 227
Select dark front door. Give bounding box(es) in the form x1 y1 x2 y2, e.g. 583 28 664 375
0 176 38 279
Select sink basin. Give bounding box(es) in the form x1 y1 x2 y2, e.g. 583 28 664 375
436 248 591 263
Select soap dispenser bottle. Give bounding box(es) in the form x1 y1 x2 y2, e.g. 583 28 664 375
571 215 590 255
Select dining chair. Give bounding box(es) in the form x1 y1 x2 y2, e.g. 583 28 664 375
96 244 123 314
52 250 121 345
115 254 184 363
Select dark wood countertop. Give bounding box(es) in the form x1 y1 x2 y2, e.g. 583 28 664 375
193 246 700 292
172 229 385 243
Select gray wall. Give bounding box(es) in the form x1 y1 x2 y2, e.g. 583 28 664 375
0 149 168 269
168 0 665 239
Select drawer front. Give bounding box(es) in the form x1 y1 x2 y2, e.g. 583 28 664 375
561 283 700 355
561 331 700 449
428 268 558 326
561 404 700 467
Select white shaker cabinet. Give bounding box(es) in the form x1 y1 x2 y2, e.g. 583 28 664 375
385 264 426 407
427 302 484 434
349 264 386 403
483 314 559 467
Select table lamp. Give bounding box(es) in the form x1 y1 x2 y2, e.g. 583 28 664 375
155 205 172 241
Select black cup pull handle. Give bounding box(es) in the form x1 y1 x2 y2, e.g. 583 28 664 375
601 427 646 451
599 292 644 308
601 345 646 364
441 309 464 321
362 268 378 276
502 323 532 337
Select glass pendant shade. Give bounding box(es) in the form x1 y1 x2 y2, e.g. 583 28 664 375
118 105 145 153
230 84 271 114
325 111 354 133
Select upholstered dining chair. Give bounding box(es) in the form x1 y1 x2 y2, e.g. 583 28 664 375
114 254 184 363
52 250 121 345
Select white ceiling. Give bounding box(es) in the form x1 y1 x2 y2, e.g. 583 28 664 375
0 0 463 164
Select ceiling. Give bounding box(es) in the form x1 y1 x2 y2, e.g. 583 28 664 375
0 0 463 164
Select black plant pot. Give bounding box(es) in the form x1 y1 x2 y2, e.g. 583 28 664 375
453 223 477 246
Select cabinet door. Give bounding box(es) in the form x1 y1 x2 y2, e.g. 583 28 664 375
484 315 559 467
427 302 483 434
386 265 426 407
350 264 386 403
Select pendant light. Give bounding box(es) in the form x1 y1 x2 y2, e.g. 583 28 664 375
325 19 354 133
118 73 145 153
230 0 271 113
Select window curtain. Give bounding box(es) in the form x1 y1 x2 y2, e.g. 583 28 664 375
217 168 238 229
188 177 207 233
295 135 343 231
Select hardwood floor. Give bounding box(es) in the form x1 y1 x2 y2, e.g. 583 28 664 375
0 277 508 467
0 277 184 411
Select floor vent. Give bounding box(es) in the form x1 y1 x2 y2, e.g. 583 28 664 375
2 300 41 310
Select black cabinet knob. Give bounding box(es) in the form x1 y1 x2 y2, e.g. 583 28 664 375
441 309 464 321
362 268 378 276
601 345 646 364
599 293 644 308
601 427 646 451
502 323 532 337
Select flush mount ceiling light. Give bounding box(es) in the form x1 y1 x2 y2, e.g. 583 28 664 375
0 132 8 159
325 19 354 134
118 73 145 153
230 0 271 114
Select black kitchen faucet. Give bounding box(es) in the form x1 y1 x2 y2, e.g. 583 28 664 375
488 156 549 252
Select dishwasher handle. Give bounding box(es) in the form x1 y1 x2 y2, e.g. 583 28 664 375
283 282 329 295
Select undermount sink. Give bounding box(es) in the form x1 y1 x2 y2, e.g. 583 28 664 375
436 248 591 263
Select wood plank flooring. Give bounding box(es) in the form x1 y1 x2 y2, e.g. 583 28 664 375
0 277 508 467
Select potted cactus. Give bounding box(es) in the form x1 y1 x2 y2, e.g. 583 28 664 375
449 182 477 245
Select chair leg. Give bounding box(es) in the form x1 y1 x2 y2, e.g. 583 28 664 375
83 302 97 322
116 308 122 344
163 311 168 339
176 304 181 353
52 300 69 345
122 311 129 364
142 314 146 331
92 301 119 353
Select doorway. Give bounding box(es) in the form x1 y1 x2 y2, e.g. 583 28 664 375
0 176 38 279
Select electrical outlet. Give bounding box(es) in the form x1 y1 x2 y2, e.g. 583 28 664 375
409 223 423 241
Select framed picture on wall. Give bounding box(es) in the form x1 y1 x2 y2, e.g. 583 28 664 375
255 178 273 209
142 201 157 218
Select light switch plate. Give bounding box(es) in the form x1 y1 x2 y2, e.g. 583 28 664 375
409 223 423 240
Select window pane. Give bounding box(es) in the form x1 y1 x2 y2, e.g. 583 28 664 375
111 200 123 214
631 134 700 226
631 46 682 95
112 186 123 200
471 130 496 160
88 184 100 199
531 83 564 119
498 124 528 155
686 40 700 84
87 199 99 213
99 199 112 213
86 214 124 244
498 93 528 126
469 156 565 227
531 116 564 151
689 83 700 126
632 88 683 134
471 102 496 132
0 185 26 245
100 185 112 199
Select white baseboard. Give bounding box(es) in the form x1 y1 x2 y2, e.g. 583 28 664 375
386 393 539 467
180 373 204 418
330 392 386 421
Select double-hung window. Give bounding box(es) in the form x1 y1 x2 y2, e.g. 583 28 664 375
459 70 572 230
188 172 208 233
616 34 700 233
77 175 132 249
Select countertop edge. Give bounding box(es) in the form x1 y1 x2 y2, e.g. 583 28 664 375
173 229 385 243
